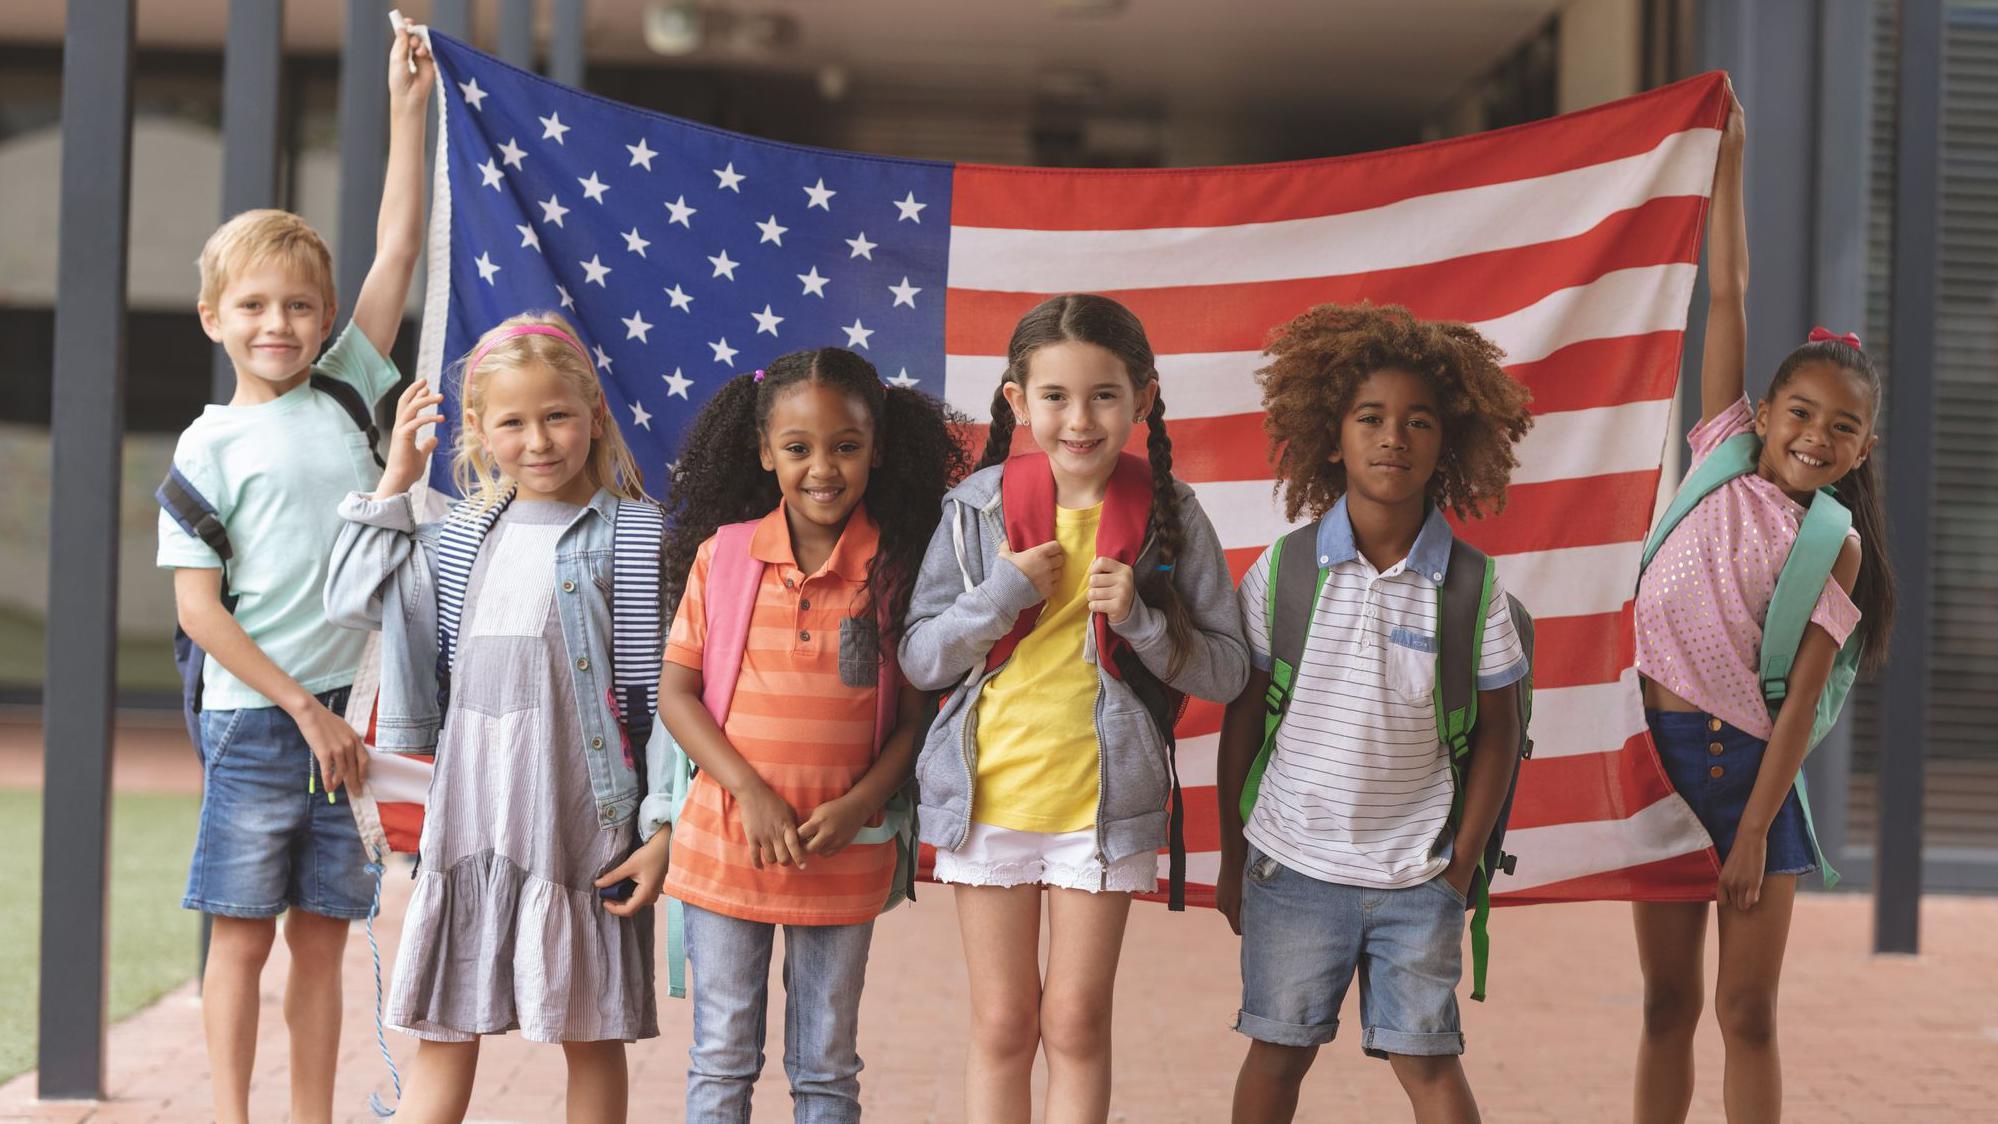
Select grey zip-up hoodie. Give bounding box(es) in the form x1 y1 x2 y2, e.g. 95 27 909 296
900 463 1250 866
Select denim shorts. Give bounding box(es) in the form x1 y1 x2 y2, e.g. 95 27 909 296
1648 709 1818 877
1235 844 1465 1058
182 687 375 921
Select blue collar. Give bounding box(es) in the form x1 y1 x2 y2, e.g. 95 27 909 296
1313 496 1455 584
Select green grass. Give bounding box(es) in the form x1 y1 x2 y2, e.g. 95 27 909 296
0 606 182 696
0 789 203 1083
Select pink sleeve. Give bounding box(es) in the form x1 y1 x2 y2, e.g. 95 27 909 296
1808 531 1864 649
1687 395 1755 466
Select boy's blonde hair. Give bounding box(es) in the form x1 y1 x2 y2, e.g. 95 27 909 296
197 209 337 311
451 311 649 509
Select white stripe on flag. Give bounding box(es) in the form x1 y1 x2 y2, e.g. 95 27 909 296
1494 541 1644 620
946 129 1719 291
1525 668 1650 760
364 749 436 805
1489 794 1712 894
943 264 1700 422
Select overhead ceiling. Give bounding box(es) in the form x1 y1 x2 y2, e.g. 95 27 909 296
5 0 1563 126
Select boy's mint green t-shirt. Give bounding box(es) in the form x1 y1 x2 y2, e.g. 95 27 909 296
156 325 401 710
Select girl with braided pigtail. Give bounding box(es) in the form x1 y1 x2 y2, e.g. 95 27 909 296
901 293 1249 1123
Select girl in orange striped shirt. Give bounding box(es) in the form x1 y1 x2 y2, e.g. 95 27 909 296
655 347 967 1122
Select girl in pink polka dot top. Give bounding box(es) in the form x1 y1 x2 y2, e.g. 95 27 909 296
1627 89 1897 1124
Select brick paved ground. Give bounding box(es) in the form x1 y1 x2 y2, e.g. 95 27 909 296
3 718 1995 1121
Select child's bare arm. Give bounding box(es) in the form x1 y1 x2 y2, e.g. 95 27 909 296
173 567 366 791
1212 668 1270 934
1443 682 1520 896
348 20 434 357
1699 86 1748 425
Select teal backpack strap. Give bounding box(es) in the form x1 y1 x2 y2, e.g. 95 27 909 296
1241 523 1327 820
1758 490 1852 704
666 897 688 999
1643 433 1761 568
1434 540 1495 999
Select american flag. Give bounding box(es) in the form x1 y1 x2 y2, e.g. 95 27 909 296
365 28 1731 906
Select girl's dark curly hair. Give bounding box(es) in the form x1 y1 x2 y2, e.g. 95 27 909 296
661 347 970 643
1257 302 1534 522
977 293 1194 676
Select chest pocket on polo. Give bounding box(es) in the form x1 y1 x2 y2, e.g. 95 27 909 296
839 616 880 689
1386 626 1437 702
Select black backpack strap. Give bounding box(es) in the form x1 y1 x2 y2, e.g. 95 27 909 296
1435 538 1492 761
1111 643 1189 909
156 464 233 565
309 372 386 468
611 499 666 749
1267 523 1323 692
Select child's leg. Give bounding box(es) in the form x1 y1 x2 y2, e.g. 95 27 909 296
780 919 876 1124
1040 886 1132 1124
562 1040 629 1124
282 908 351 1124
397 1038 481 1124
1230 847 1357 1124
1232 1041 1319 1123
1632 901 1709 1124
1714 874 1797 1123
684 903 778 1121
1386 1054 1479 1124
954 884 1044 1124
202 915 276 1124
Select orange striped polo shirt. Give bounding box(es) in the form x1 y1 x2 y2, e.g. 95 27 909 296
662 504 896 925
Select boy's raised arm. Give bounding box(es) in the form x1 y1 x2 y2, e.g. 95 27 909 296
349 19 434 357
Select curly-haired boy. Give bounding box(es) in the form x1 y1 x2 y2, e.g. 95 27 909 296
1214 302 1535 1122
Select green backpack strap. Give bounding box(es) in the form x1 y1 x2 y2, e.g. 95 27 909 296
1241 523 1329 821
1759 490 1852 704
1643 433 1761 569
1434 540 1497 999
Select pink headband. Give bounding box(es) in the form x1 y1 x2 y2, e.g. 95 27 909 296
466 324 592 375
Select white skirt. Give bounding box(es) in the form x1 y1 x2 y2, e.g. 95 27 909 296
932 822 1160 894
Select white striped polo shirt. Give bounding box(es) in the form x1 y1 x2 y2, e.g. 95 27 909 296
1239 499 1527 890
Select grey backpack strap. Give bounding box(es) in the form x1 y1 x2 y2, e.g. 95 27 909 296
611 499 666 748
434 491 514 686
1267 523 1323 684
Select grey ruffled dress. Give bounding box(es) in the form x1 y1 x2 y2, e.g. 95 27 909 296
386 499 657 1043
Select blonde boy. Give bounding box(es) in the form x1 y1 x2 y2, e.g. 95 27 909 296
156 24 431 1124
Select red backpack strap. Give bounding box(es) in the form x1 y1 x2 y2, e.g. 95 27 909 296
700 521 764 725
987 452 1155 679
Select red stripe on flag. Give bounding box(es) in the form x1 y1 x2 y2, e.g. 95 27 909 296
944 196 1707 356
951 73 1729 231
1178 698 1223 740
1447 471 1663 555
1525 611 1634 690
1506 733 1676 831
1179 784 1224 853
1505 332 1687 414
1497 849 1720 905
380 801 425 854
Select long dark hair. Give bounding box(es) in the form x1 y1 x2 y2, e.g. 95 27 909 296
661 348 970 642
978 293 1194 675
1767 337 1894 670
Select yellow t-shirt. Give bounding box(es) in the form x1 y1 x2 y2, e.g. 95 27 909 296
972 502 1104 833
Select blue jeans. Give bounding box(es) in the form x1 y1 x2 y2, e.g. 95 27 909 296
182 687 374 920
1235 844 1466 1059
683 903 875 1124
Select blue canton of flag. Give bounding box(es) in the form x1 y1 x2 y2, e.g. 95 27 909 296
419 31 953 492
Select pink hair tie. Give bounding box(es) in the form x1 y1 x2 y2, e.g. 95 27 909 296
753 368 767 382
1807 326 1863 350
465 323 593 374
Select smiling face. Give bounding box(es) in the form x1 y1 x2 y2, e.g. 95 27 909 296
1329 367 1442 510
468 360 603 505
759 380 877 539
1003 339 1156 499
198 263 336 400
1753 360 1878 500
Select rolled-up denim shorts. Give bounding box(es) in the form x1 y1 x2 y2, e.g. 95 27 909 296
182 686 375 920
1648 709 1817 876
1235 844 1465 1058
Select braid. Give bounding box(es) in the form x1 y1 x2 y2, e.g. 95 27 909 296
977 382 1015 470
1138 390 1195 678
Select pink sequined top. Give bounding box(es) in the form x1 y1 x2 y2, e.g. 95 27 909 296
1635 397 1862 740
